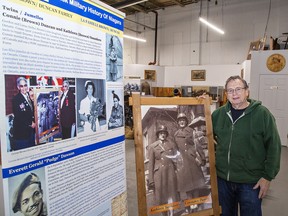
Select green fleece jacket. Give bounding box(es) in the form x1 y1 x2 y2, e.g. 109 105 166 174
212 99 281 183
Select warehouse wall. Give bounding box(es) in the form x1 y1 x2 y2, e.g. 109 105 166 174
123 0 288 66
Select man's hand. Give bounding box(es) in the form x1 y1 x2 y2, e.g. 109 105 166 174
30 121 36 129
253 177 270 199
148 182 155 191
87 114 92 123
201 159 206 166
197 92 208 99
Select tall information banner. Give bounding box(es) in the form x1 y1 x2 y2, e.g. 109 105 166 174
0 0 126 215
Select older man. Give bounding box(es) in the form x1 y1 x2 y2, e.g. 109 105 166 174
12 173 47 216
12 77 35 150
60 80 76 139
212 75 281 216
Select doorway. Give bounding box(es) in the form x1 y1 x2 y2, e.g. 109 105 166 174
259 75 288 146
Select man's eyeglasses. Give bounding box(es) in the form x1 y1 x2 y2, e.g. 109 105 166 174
226 87 245 95
63 85 68 88
19 84 27 88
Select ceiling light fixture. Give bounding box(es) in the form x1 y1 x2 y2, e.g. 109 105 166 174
112 0 148 10
123 34 147 42
199 17 225 35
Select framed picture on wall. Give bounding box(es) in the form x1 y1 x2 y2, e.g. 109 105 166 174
191 70 206 81
144 70 156 81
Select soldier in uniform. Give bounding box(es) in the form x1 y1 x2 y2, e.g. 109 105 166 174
148 125 179 216
12 173 47 216
174 113 206 214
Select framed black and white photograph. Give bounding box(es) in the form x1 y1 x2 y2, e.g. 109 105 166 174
130 94 220 216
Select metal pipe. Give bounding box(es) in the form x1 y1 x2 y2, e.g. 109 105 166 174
148 10 158 65
124 27 142 34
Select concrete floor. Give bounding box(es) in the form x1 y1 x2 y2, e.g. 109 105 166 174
125 139 138 215
125 139 288 216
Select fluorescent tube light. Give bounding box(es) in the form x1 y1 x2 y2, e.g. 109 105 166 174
199 17 225 35
123 34 146 42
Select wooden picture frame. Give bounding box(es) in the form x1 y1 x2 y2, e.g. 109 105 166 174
34 88 61 144
144 70 156 81
246 36 266 60
129 93 221 216
191 70 206 81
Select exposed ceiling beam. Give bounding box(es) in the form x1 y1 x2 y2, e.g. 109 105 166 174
148 0 165 8
124 27 142 34
128 5 147 13
110 0 148 9
125 18 155 30
101 0 200 16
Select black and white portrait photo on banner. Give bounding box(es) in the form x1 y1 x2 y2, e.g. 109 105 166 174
106 34 123 82
76 78 106 135
8 168 47 216
107 89 124 130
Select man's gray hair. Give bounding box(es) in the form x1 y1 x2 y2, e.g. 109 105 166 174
225 75 248 90
63 80 70 87
16 77 27 87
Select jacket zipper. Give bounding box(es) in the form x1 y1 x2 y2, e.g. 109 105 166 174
226 111 245 181
227 124 233 181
